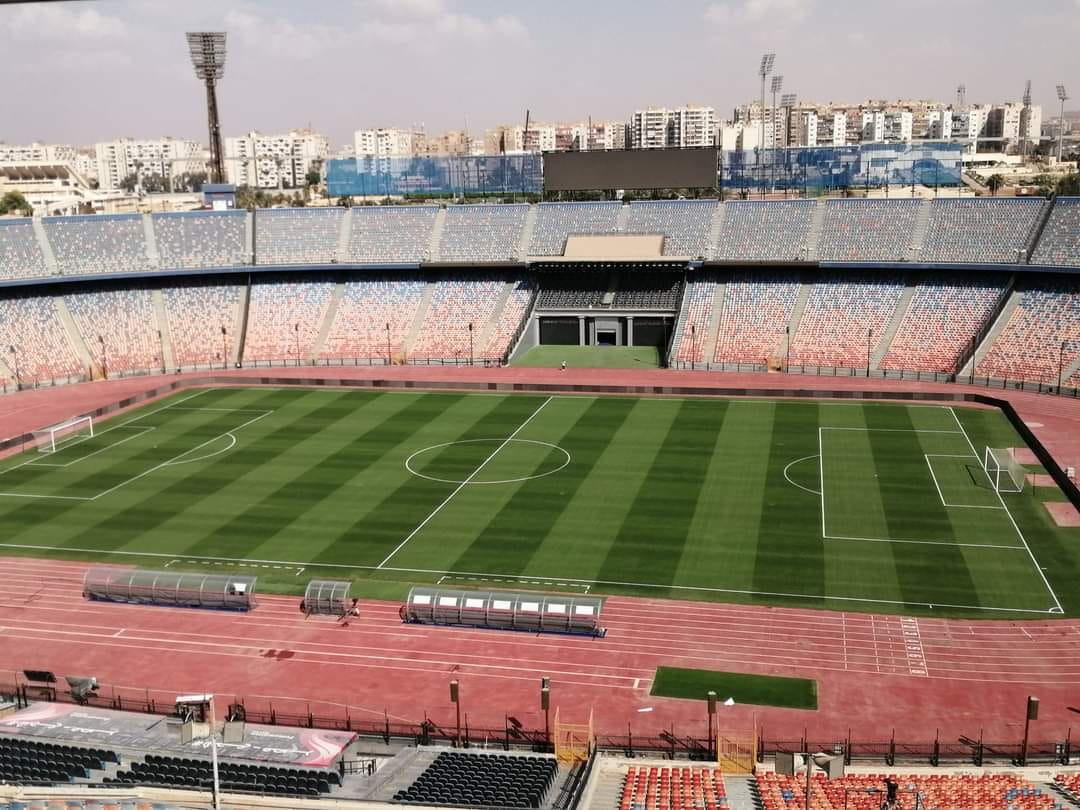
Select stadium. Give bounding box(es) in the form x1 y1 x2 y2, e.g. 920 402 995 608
3 18 1080 810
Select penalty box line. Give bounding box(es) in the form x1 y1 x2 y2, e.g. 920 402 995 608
924 453 1006 511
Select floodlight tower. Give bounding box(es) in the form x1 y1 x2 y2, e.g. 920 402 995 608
1021 80 1032 159
781 93 797 148
186 32 227 185
770 75 784 149
956 83 966 106
1057 85 1070 163
758 53 776 161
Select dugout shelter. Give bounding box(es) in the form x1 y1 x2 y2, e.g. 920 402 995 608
403 586 605 636
83 566 257 611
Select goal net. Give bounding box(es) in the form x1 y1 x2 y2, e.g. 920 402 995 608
983 447 1026 493
32 415 94 454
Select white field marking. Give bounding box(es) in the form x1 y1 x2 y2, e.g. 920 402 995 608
405 438 571 485
783 455 821 496
0 541 1054 614
924 454 1006 510
437 574 591 593
27 426 156 469
823 534 1024 550
118 388 210 425
162 433 236 467
949 407 1064 614
377 396 554 569
818 428 826 537
165 557 306 576
819 427 963 434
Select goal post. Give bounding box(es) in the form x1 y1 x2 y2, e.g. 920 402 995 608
32 415 94 454
983 447 1025 493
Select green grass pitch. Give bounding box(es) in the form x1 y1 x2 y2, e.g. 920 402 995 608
1 386 1078 618
650 667 817 710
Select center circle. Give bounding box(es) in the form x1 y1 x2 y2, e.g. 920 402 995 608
405 438 571 485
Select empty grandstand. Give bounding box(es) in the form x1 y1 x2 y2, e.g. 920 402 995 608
65 287 161 373
1031 197 1080 267
672 273 718 364
713 200 815 262
43 214 152 277
346 206 437 264
482 278 535 359
713 271 802 365
321 277 427 360
162 281 243 369
788 272 906 368
528 202 621 256
439 204 528 263
920 198 1044 264
393 751 558 808
626 200 715 258
152 210 249 270
0 219 48 281
620 765 728 810
410 275 509 360
243 276 334 363
108 756 341 797
255 208 344 266
816 199 921 262
0 294 84 383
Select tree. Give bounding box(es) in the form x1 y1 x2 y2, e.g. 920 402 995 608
1056 173 1080 197
305 170 321 188
986 174 1005 196
0 191 32 216
336 195 354 208
119 173 139 193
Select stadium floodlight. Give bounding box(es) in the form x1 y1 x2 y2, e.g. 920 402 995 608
758 53 776 162
187 32 227 185
770 75 784 150
1057 84 1069 163
781 94 797 108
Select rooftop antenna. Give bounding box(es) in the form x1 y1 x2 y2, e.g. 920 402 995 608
186 32 227 185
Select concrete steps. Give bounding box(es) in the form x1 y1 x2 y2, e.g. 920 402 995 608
961 286 1022 377
724 775 760 810
32 217 59 274
709 202 727 259
428 209 447 262
785 275 813 346
519 204 539 259
805 199 827 260
142 213 160 269
243 211 255 265
474 281 515 358
403 279 437 357
309 280 346 361
870 278 917 369
234 281 251 365
54 296 97 375
908 199 932 261
336 208 353 263
702 280 727 364
150 288 175 371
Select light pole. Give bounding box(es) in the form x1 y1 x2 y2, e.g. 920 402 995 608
294 322 300 367
785 325 791 373
1057 86 1070 164
450 679 462 748
1021 696 1039 766
8 345 19 390
468 322 474 366
690 323 696 370
386 322 391 366
220 326 228 370
541 677 551 750
157 329 165 373
770 75 783 191
1058 340 1067 393
706 691 717 761
758 53 776 173
866 328 872 378
186 33 227 185
98 335 107 379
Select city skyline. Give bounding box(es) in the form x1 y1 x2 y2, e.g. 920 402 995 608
2 0 1078 149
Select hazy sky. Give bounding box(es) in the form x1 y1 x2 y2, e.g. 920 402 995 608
3 0 1079 149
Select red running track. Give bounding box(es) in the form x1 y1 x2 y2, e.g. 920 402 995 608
2 557 1080 747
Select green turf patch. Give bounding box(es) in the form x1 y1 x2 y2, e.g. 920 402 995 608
650 666 818 710
513 345 660 368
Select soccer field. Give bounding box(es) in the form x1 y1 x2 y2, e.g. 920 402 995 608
1 386 1076 617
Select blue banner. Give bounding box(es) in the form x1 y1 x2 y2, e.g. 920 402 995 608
327 154 543 198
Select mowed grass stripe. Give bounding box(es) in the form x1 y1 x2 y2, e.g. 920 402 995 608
594 398 729 591
315 395 548 569
0 390 273 544
751 402 826 602
177 391 425 560
448 396 637 576
863 404 982 609
44 389 330 553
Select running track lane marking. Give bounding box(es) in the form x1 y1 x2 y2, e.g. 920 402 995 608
376 396 554 569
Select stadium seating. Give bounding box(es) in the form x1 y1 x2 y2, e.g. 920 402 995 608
528 202 621 256
243 277 334 363
44 214 152 276
714 200 816 262
673 275 718 363
713 271 802 364
254 208 344 265
0 219 49 281
880 274 1007 373
410 276 508 359
393 750 557 808
1031 197 1080 267
625 200 715 258
921 198 1044 264
977 279 1080 382
152 211 248 270
162 282 244 369
1055 773 1080 804
816 199 921 262
0 295 85 383
756 771 1058 810
789 273 905 368
321 277 427 359
439 204 528 262
108 754 339 797
65 288 162 373
482 278 535 360
620 765 728 810
614 271 682 309
0 735 116 785
536 270 610 310
346 206 437 263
